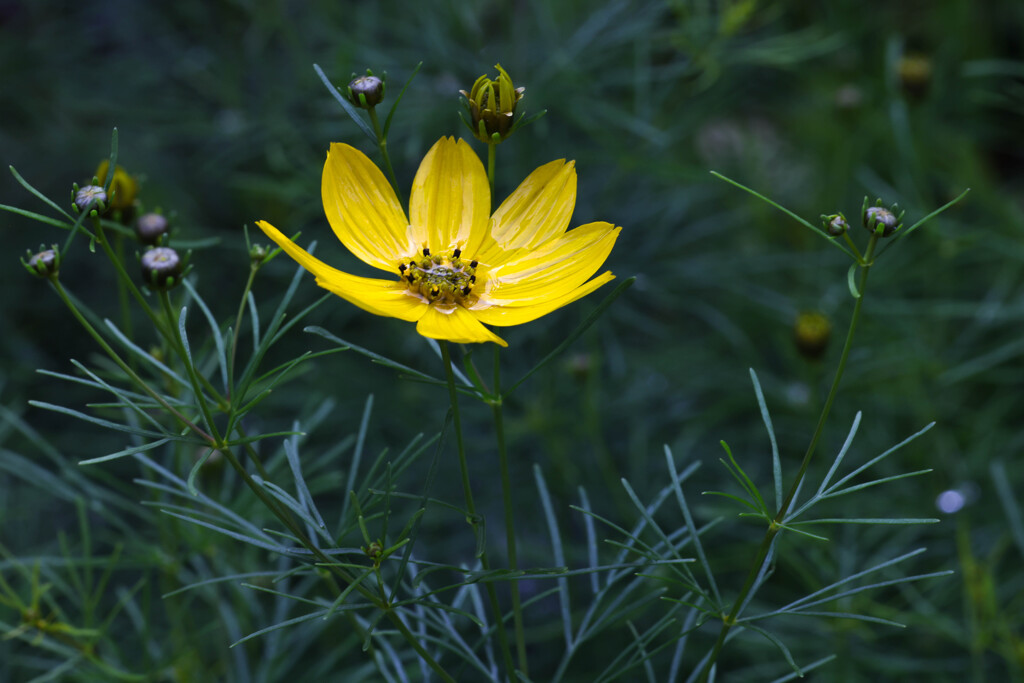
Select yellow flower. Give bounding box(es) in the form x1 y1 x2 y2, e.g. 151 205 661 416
257 137 620 347
95 160 138 211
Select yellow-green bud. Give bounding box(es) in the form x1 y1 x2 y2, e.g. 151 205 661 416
460 64 525 144
794 311 831 360
898 54 932 99
249 243 270 266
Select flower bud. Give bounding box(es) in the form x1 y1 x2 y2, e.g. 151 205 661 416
135 212 169 245
898 54 932 99
821 213 848 237
249 243 270 266
74 185 107 213
347 72 385 109
794 311 831 360
861 198 904 237
141 246 183 289
95 160 138 211
23 247 60 279
460 64 525 144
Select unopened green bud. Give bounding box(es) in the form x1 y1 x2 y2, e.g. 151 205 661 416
141 246 183 289
135 212 169 245
249 243 270 265
460 64 525 144
74 185 107 213
821 213 848 237
794 311 831 360
348 72 385 109
861 197 904 237
23 247 60 279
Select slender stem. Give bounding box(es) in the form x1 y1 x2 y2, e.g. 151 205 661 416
698 233 880 682
158 291 222 444
228 264 260 400
92 220 169 346
491 352 529 676
369 107 402 203
440 341 516 679
113 233 134 354
487 143 497 200
50 279 214 444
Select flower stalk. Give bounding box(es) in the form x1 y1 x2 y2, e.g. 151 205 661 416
440 341 516 679
491 364 530 676
698 232 880 681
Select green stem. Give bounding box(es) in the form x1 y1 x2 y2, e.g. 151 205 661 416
369 107 402 203
50 279 214 444
487 143 497 200
228 264 260 400
92 220 170 347
158 291 222 445
491 351 529 676
698 233 880 682
440 341 516 679
52 266 453 680
113 233 134 355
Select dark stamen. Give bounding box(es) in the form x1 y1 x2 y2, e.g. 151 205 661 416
469 275 476 283
423 247 430 256
398 264 407 272
469 260 478 268
462 286 471 295
453 248 461 257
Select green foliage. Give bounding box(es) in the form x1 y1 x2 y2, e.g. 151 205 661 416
3 0 1024 681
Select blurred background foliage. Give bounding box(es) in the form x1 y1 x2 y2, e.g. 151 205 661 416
2 0 1023 680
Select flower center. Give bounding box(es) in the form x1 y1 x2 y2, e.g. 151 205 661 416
400 247 478 305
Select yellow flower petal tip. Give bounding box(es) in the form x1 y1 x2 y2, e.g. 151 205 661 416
259 138 620 346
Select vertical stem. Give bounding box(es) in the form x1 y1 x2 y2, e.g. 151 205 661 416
698 233 880 682
113 233 134 351
440 341 516 679
487 143 497 200
368 107 402 203
50 280 213 443
491 360 529 676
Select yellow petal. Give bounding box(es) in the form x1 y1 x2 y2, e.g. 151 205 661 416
415 304 508 346
475 159 577 266
256 220 425 322
480 222 620 305
322 143 414 271
471 271 615 327
409 138 490 256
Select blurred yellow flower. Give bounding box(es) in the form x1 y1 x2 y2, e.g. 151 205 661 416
257 137 619 347
95 160 138 211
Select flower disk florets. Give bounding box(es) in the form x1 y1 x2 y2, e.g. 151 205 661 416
400 247 479 306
